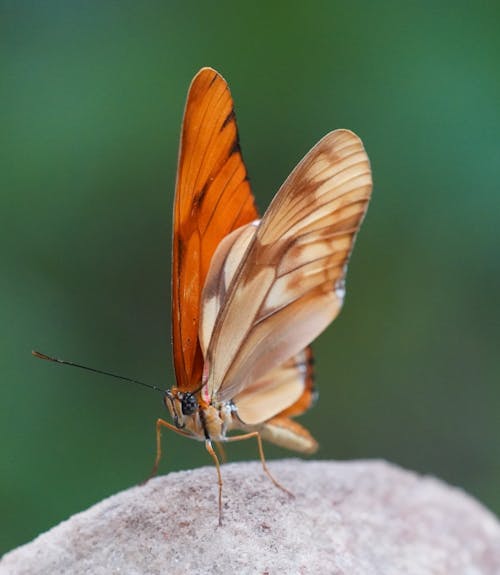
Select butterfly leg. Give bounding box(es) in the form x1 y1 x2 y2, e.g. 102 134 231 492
204 439 224 526
214 440 227 463
142 418 193 484
226 431 294 498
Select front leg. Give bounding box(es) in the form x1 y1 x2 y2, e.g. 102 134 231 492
143 418 193 484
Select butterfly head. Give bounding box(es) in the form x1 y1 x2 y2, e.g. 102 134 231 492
179 391 198 415
163 387 202 430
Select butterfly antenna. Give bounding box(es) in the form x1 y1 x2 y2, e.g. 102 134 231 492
32 350 166 395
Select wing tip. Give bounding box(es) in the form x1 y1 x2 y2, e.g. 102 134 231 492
191 66 226 88
319 128 366 150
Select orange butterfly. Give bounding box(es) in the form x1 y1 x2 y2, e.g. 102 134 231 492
149 67 372 523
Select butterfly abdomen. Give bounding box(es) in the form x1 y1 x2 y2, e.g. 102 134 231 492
199 403 233 442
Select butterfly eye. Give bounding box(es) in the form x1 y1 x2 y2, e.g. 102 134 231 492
181 393 198 416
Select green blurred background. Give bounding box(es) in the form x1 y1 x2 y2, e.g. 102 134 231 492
1 0 499 554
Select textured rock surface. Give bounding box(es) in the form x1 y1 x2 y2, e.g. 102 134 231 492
2 459 500 575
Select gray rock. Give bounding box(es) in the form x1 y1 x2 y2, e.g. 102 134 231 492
2 460 500 574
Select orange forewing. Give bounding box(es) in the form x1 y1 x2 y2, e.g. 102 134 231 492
172 68 258 391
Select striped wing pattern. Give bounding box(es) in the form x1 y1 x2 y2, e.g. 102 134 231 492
201 129 372 403
199 223 316 424
172 68 258 392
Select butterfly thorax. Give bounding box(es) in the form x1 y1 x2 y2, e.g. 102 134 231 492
164 388 235 442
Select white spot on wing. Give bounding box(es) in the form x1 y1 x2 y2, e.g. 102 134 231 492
334 277 346 302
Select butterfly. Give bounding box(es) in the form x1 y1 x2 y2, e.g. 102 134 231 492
148 67 373 523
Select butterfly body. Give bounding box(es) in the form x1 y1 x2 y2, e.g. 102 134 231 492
163 388 233 442
163 378 317 453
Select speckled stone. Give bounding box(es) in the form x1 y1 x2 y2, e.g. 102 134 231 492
2 460 500 575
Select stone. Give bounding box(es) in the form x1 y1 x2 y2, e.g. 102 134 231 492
2 460 500 574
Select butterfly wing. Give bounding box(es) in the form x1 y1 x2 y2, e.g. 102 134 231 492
259 416 319 453
199 223 317 425
261 346 316 420
232 347 316 424
235 347 318 454
201 129 372 403
172 67 258 391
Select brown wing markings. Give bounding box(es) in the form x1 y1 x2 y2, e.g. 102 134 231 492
176 72 216 217
221 108 236 130
285 182 371 229
207 69 218 87
173 68 258 391
195 93 237 185
304 156 369 195
199 223 260 356
186 82 253 240
182 75 229 205
258 138 370 241
204 130 372 401
269 163 371 241
255 271 342 328
263 143 363 219
198 153 249 237
205 232 339 383
197 155 241 233
199 219 320 423
215 283 339 402
188 90 234 209
178 74 235 223
277 204 370 275
196 160 255 285
250 256 348 329
238 221 363 329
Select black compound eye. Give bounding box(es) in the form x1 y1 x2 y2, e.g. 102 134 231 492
181 393 198 415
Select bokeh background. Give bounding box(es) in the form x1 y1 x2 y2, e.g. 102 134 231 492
1 1 499 554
